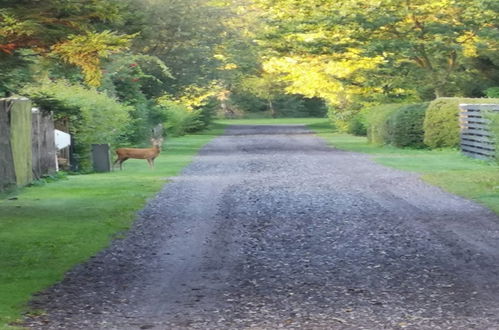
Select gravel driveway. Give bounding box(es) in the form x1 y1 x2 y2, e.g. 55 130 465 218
27 125 499 329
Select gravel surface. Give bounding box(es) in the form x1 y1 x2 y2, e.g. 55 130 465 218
26 125 499 329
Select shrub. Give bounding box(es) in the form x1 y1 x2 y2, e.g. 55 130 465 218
364 104 402 144
485 87 499 98
389 103 429 148
25 80 131 171
196 96 218 127
423 97 499 148
347 113 367 136
327 105 363 133
158 100 204 136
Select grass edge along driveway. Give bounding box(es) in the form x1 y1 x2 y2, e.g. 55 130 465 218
0 124 226 330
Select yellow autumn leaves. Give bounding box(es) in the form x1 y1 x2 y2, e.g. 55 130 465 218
52 31 136 86
263 50 384 106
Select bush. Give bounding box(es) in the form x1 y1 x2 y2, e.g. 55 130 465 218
423 97 499 148
389 103 429 148
328 105 363 133
364 104 402 144
347 113 367 136
485 87 499 98
196 96 218 127
25 81 131 171
159 100 204 136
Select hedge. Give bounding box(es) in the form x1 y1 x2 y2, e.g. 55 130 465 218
364 104 402 145
423 97 499 148
389 103 429 148
25 81 132 171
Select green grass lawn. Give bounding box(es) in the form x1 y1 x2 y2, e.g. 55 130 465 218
0 124 226 329
308 120 499 215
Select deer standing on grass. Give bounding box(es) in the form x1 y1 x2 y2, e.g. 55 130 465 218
114 137 164 170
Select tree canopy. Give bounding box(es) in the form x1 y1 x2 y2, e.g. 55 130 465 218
1 0 498 123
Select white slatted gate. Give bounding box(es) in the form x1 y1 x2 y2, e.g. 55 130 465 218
459 104 499 160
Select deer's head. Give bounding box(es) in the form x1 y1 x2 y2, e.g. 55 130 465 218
151 137 164 147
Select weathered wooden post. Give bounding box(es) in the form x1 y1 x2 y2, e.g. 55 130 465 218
0 99 17 191
31 108 57 179
0 98 33 190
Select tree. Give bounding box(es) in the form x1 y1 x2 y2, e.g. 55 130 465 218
241 73 287 117
0 0 133 93
253 0 499 100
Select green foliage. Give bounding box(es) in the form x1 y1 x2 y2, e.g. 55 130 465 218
254 0 499 101
196 97 218 127
485 87 499 98
25 80 131 171
131 0 233 92
423 97 499 148
99 53 173 144
355 102 429 146
0 0 125 53
347 113 367 136
52 31 135 86
328 105 364 133
101 53 172 101
0 50 39 97
364 104 402 145
157 100 204 137
0 0 127 91
389 103 429 148
230 91 268 113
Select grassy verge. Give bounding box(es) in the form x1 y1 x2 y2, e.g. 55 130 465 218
0 124 226 329
308 121 499 215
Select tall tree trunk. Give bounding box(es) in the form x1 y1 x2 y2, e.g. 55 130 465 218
268 99 276 118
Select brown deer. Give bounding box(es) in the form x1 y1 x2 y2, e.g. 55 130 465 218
114 137 164 170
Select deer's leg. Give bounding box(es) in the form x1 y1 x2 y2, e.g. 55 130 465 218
119 158 128 170
147 158 153 168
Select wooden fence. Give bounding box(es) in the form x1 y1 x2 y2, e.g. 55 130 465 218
0 98 57 191
459 104 499 160
32 108 57 179
0 99 18 191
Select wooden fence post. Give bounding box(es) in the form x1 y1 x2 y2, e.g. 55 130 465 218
0 99 16 191
32 108 57 179
10 98 33 186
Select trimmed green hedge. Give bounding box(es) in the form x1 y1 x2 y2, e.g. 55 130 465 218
423 97 499 148
389 103 429 148
364 103 429 148
365 104 402 145
347 113 367 136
